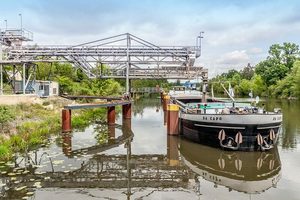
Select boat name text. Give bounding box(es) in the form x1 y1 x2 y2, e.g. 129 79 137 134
202 116 222 121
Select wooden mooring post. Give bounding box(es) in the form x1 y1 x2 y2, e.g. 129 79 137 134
61 100 132 133
163 95 170 111
62 109 72 133
107 106 116 125
167 104 179 135
122 104 132 119
167 135 179 166
62 133 72 156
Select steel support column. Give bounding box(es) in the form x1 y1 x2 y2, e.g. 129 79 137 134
0 64 3 95
0 43 2 95
13 65 16 94
23 63 26 94
126 33 131 95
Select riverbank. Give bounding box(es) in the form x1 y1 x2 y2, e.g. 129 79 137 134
0 97 113 161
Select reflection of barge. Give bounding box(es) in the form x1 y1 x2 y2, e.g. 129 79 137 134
179 139 281 194
170 87 283 151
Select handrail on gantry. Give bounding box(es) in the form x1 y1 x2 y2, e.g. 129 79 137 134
4 32 207 82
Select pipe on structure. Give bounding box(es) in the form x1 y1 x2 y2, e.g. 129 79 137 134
202 77 208 103
122 103 132 119
107 106 116 125
167 104 179 135
62 109 72 132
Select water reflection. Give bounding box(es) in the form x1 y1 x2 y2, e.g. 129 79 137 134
0 120 190 199
265 99 300 149
0 98 297 199
179 138 281 194
133 98 161 117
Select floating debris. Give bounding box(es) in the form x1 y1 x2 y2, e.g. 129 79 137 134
33 182 42 188
10 177 17 181
15 186 27 191
5 162 14 167
52 160 64 165
32 165 46 168
8 172 16 176
0 183 6 187
35 171 46 175
26 191 34 196
44 177 51 180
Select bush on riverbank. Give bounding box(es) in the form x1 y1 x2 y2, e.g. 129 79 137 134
0 106 15 132
209 43 300 99
0 100 115 161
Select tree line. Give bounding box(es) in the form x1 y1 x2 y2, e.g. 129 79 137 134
209 42 300 99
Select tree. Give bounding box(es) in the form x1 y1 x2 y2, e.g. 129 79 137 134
251 74 266 96
271 60 300 98
256 42 299 86
255 59 288 85
240 63 254 80
269 43 299 70
293 61 300 97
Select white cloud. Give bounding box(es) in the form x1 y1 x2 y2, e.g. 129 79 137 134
217 50 250 65
248 47 263 54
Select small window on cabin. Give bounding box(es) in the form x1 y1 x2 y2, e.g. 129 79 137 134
53 88 57 95
39 85 44 90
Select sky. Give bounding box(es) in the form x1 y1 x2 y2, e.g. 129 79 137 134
1 0 300 77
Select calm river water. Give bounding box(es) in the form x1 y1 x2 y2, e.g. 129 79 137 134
0 98 300 200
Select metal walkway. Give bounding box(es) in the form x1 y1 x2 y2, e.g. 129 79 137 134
1 29 207 94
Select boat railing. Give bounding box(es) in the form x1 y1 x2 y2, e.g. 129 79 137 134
174 99 188 112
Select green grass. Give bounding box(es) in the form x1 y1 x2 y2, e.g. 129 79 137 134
0 145 11 160
0 104 113 161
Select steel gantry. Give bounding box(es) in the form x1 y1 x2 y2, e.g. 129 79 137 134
1 29 208 94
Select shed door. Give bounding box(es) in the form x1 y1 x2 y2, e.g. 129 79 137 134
44 85 50 96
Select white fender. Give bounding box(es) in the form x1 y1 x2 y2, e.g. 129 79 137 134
235 132 243 144
218 129 226 141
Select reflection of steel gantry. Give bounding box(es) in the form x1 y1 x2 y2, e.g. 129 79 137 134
0 138 190 199
0 29 208 94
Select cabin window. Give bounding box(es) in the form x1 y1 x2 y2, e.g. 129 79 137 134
39 84 44 90
53 88 57 95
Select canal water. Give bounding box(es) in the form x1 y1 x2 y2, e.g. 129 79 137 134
0 98 300 200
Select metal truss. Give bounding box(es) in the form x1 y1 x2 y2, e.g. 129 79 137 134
2 32 207 94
